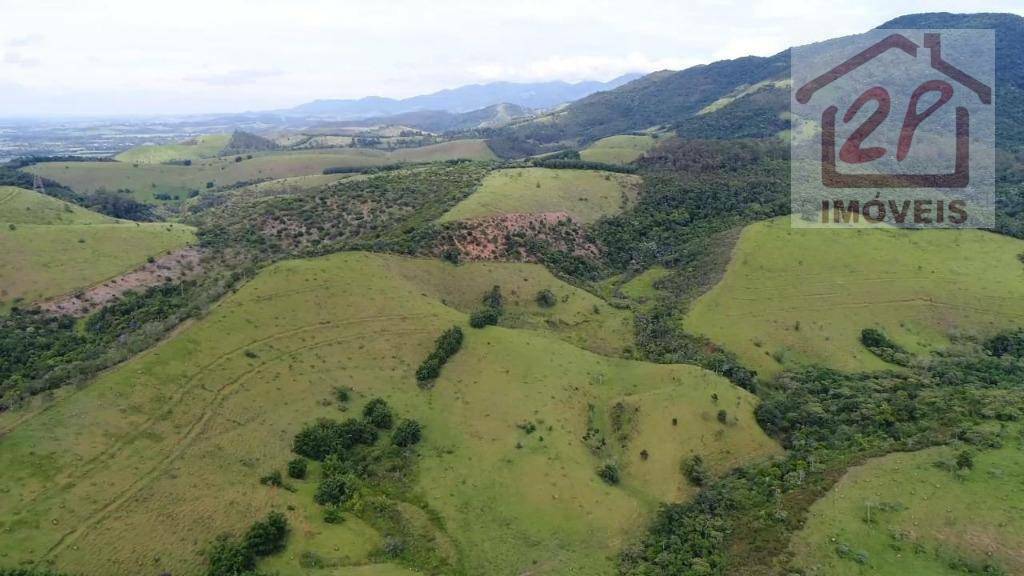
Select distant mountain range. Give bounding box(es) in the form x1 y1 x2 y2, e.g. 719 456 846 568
488 12 1024 155
280 75 642 119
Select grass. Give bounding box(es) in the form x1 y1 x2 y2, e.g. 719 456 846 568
580 135 658 164
789 435 1024 575
27 140 496 205
0 252 778 576
0 186 118 225
0 222 195 310
114 134 232 164
377 256 634 356
684 216 1024 376
439 167 640 224
618 266 672 304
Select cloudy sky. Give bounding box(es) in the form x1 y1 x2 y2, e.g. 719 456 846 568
0 0 1021 117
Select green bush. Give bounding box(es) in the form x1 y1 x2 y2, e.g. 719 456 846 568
597 462 620 485
314 474 351 505
287 458 307 480
205 534 255 576
362 398 394 429
392 419 423 447
469 307 501 328
244 511 289 556
415 326 464 383
536 289 557 308
681 454 709 486
259 470 283 487
293 418 378 461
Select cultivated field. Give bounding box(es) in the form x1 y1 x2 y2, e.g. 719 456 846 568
439 167 640 224
0 219 195 311
0 252 778 576
114 134 232 164
790 437 1024 575
0 185 118 225
684 217 1024 375
27 140 495 205
580 134 658 164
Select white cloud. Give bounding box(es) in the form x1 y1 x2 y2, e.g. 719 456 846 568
0 0 1020 116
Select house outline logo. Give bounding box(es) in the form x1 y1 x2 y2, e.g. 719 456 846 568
795 32 992 189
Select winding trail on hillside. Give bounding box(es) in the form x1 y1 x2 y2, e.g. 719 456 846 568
42 321 433 559
11 314 431 516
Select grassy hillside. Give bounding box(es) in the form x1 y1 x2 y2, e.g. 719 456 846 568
0 252 779 576
580 135 659 164
28 140 495 205
0 222 195 310
790 438 1024 575
684 217 1024 376
0 186 117 225
439 167 640 224
114 134 232 164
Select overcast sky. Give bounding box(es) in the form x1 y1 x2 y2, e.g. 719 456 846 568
0 0 1021 117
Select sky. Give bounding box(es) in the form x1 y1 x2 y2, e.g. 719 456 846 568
0 0 1021 117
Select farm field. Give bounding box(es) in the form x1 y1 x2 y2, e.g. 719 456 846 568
0 185 118 225
114 134 232 164
789 438 1024 575
684 216 1024 376
580 134 658 164
0 220 195 311
0 251 779 576
27 140 495 205
439 167 640 224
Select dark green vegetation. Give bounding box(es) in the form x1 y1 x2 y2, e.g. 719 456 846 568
203 512 289 576
415 326 464 383
289 399 440 572
619 333 1024 576
0 269 247 409
4 10 1024 576
194 162 490 259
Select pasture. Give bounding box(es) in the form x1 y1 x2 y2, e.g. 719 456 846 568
580 134 658 164
439 167 640 224
790 438 1024 575
27 140 496 205
0 252 778 576
684 217 1024 375
114 134 232 164
0 186 117 225
0 221 195 311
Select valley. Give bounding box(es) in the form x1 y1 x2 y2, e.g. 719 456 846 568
3 8 1024 576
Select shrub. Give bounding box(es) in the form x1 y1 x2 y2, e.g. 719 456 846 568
259 470 283 487
287 458 307 480
482 285 503 309
392 419 423 447
536 289 557 308
323 505 345 524
333 386 351 403
716 409 728 424
415 326 464 383
597 462 620 485
205 534 255 576
293 418 379 460
244 511 289 556
314 474 350 505
469 307 501 328
681 454 710 486
363 398 394 429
